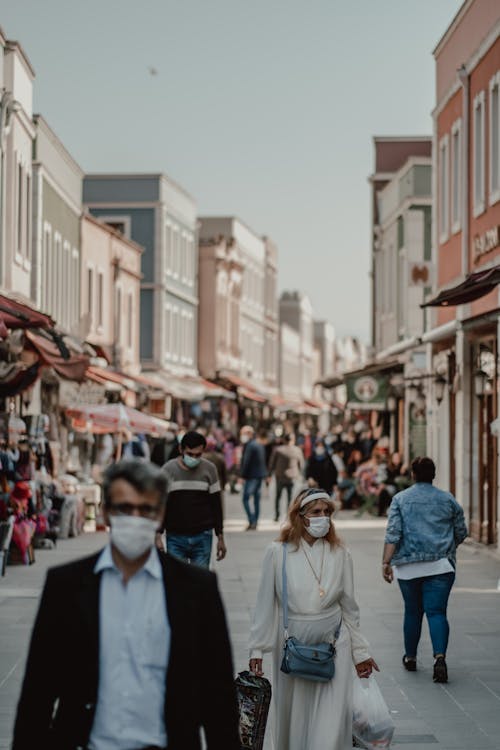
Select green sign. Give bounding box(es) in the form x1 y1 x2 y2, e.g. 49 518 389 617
346 374 388 411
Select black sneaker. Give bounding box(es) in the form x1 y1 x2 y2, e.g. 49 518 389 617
402 655 417 671
433 656 448 683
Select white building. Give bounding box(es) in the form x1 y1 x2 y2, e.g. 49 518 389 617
279 290 314 400
0 33 35 302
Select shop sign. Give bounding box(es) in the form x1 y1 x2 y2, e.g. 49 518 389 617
408 261 434 287
473 225 500 263
346 374 388 411
58 380 106 408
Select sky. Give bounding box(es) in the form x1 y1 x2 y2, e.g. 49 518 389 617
1 0 461 342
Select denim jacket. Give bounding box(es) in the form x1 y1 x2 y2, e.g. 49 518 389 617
385 482 468 566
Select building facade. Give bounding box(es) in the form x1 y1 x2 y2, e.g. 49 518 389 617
32 115 83 333
279 290 314 401
83 174 199 378
426 0 500 546
263 237 279 393
80 213 142 374
198 217 269 391
0 34 35 302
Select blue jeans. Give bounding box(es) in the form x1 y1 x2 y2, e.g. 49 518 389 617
166 530 213 568
398 572 455 657
242 478 262 526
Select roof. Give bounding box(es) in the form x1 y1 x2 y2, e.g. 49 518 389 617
433 0 474 56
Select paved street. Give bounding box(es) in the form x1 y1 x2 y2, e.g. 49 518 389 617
1 484 500 749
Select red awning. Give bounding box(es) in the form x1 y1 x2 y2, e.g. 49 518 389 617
239 387 267 403
0 294 53 330
26 330 89 382
422 266 500 307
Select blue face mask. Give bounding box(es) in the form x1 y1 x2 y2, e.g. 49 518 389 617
183 454 201 469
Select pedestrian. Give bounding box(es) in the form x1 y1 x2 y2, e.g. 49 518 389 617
157 430 226 568
268 433 305 522
248 487 378 750
305 438 338 496
12 459 240 750
382 456 468 683
240 427 268 530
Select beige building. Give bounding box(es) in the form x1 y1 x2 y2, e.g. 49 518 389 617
198 217 276 393
80 213 143 374
279 290 314 400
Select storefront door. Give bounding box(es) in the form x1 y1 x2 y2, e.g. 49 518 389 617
470 339 498 545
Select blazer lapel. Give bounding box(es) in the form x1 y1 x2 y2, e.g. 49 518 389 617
76 555 102 699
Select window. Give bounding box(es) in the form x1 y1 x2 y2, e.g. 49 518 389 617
172 228 179 278
165 304 172 358
127 292 133 349
25 173 31 261
439 134 450 241
165 222 173 276
17 163 23 255
473 91 485 216
97 271 104 329
71 249 79 330
42 225 52 310
451 119 462 232
87 267 94 326
54 234 62 322
490 72 500 205
63 241 71 329
115 287 122 343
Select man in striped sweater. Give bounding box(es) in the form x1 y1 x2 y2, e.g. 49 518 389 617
157 431 226 568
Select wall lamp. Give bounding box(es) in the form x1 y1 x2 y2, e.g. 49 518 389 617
474 369 488 398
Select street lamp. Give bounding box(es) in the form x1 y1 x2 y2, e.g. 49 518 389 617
474 369 488 398
415 387 426 412
434 375 447 405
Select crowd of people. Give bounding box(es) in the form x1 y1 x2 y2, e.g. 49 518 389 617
148 421 413 530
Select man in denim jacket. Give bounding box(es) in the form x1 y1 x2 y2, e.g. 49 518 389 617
382 456 467 683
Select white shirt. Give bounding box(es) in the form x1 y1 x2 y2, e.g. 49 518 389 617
393 557 454 580
88 545 170 750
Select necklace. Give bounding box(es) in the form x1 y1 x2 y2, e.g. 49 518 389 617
301 540 326 597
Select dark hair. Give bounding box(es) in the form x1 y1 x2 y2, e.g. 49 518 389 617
102 460 167 508
257 428 268 440
180 430 207 450
283 433 292 444
411 456 436 483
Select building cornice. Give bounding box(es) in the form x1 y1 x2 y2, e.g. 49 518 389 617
433 0 475 58
32 163 82 217
5 39 35 77
33 114 84 178
84 172 196 203
82 212 145 255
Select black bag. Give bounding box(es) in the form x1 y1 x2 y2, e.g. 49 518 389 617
235 670 272 750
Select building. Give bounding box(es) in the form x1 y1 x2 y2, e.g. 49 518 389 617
198 217 270 393
0 32 35 302
198 234 243 379
83 174 199 384
31 115 83 333
424 0 500 546
279 291 314 401
80 213 143 374
263 237 279 394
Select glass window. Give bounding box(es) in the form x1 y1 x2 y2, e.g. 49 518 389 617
17 163 23 254
473 92 485 215
127 292 133 348
439 135 449 239
25 174 31 259
490 73 500 201
97 272 104 328
451 121 461 230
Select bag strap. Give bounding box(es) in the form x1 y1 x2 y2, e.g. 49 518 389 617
282 542 289 639
282 541 343 645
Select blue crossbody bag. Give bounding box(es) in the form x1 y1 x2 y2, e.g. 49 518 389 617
280 542 341 683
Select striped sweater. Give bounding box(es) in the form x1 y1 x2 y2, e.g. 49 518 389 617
161 457 223 536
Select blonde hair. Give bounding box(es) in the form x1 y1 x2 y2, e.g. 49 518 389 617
278 488 342 550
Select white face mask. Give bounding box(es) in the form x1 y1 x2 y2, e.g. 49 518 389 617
307 516 331 538
110 515 158 560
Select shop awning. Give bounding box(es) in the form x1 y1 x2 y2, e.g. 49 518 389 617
214 373 268 403
422 266 500 307
0 294 53 331
26 330 89 382
239 387 267 403
86 365 140 392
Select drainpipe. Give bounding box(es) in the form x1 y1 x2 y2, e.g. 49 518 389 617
458 64 469 277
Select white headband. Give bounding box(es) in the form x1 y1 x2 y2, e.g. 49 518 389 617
299 491 331 509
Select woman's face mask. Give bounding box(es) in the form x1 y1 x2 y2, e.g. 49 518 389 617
306 516 331 538
315 446 326 456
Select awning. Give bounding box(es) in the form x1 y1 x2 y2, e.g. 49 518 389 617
214 373 267 403
0 294 53 331
26 330 89 382
239 387 267 403
86 365 140 392
422 266 500 307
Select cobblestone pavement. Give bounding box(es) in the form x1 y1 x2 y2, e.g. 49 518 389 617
1 483 500 749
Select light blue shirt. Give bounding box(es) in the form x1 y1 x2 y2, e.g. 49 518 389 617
88 545 170 750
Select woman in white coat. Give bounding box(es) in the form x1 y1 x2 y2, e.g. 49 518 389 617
249 488 378 750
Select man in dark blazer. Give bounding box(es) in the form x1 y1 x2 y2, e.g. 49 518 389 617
12 459 240 750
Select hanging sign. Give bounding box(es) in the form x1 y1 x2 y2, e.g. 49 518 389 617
346 374 388 411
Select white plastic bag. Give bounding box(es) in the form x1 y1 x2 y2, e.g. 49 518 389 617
352 674 394 749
